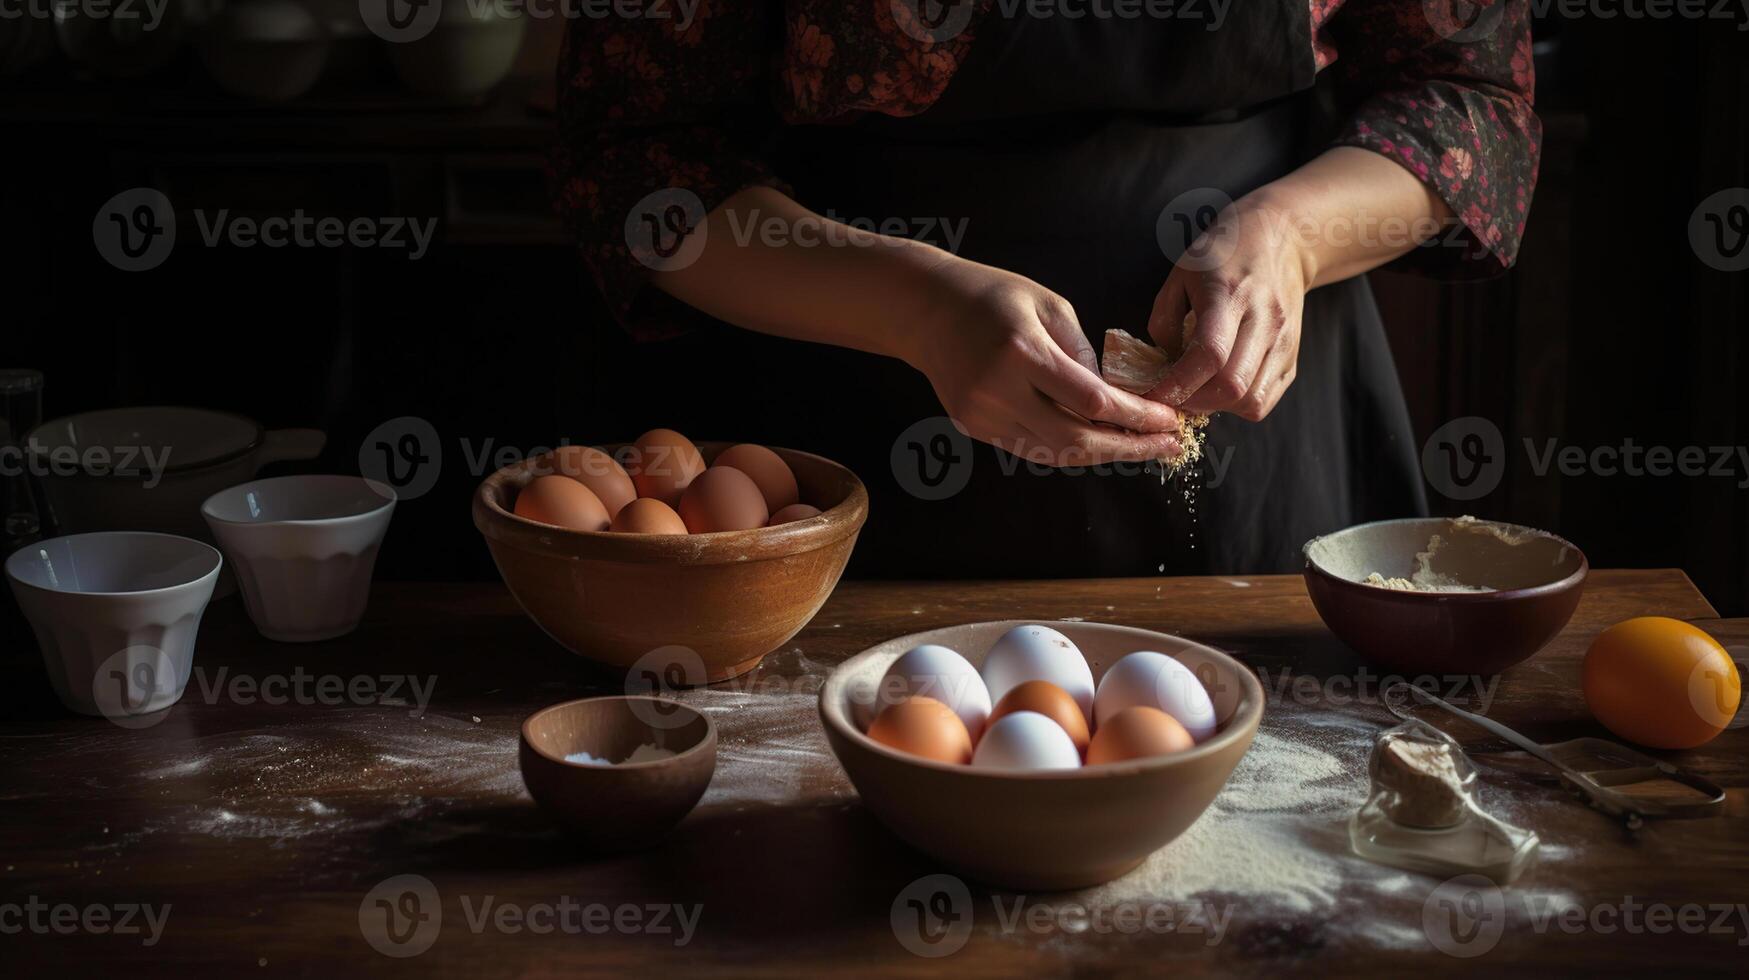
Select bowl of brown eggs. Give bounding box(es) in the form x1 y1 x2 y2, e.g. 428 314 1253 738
820 620 1264 890
474 429 868 682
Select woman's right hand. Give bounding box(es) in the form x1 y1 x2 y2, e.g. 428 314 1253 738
652 188 1176 465
899 256 1182 466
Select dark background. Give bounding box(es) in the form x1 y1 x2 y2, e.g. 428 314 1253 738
3 11 1748 613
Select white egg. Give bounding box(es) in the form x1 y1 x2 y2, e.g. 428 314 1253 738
972 711 1083 771
981 625 1095 724
1093 651 1217 742
861 643 992 740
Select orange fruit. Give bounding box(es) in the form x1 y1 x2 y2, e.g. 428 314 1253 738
1582 616 1740 749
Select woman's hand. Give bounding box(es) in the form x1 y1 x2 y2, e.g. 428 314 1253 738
657 191 1176 463
1145 201 1311 422
903 256 1182 466
1143 148 1456 420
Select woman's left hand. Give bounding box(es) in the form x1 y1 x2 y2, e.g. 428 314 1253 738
1143 201 1312 422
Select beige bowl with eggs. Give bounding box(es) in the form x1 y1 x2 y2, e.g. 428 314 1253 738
820 620 1264 891
474 443 867 683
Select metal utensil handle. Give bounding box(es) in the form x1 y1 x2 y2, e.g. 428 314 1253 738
1386 682 1570 771
1385 682 1727 823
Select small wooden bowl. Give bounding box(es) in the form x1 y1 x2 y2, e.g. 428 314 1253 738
820 621 1264 891
474 443 868 682
1303 517 1588 675
519 696 716 850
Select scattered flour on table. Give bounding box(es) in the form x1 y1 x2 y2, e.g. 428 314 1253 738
112 713 521 844
1075 721 1366 916
673 646 851 809
1061 707 1581 950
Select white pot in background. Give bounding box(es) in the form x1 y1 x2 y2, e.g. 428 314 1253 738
199 0 333 102
6 532 222 718
381 0 526 102
202 474 395 642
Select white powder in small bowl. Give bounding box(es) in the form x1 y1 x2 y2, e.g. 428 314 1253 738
563 744 677 766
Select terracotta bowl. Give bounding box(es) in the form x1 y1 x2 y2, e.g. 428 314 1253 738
1303 517 1588 675
519 696 716 850
475 443 867 683
820 621 1264 891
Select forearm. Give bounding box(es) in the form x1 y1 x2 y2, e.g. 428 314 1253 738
1239 146 1455 290
650 186 954 364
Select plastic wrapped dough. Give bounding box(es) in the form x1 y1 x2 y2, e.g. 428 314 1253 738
1350 720 1540 884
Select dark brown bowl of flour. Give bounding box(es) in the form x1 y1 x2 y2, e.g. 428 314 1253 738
1303 517 1588 675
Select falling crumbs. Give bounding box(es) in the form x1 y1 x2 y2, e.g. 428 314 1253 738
1101 315 1213 550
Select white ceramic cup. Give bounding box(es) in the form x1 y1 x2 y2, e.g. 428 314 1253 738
27 406 325 598
6 532 223 718
202 475 395 642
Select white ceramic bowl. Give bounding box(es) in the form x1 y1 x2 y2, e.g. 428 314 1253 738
26 407 325 599
821 621 1264 890
199 0 333 103
201 475 395 642
6 532 223 718
385 0 526 102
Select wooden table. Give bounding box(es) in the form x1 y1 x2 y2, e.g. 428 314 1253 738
2 571 1744 977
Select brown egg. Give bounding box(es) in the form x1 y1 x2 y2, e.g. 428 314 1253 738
867 696 973 764
625 429 705 507
677 465 769 533
990 680 1090 754
767 503 822 526
1086 706 1194 766
513 475 610 531
610 497 688 534
551 445 636 519
714 443 799 512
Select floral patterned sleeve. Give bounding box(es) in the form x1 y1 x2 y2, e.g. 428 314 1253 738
1318 0 1542 277
549 6 788 339
551 4 986 339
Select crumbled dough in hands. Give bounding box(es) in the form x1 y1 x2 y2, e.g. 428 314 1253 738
1100 313 1210 475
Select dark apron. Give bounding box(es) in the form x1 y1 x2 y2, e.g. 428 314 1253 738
747 6 1426 578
